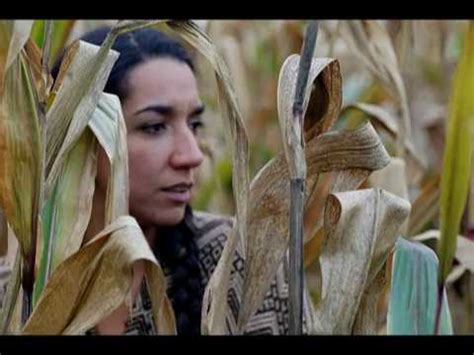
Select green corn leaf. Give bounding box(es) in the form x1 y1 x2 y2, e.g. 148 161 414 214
437 22 474 286
33 129 96 306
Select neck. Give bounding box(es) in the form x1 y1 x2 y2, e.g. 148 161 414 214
143 225 158 247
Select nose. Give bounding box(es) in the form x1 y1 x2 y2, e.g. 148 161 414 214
169 125 204 170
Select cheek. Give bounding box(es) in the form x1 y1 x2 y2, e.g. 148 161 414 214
127 136 168 192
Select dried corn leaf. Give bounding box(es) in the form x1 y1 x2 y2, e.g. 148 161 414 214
342 102 425 185
200 225 240 335
237 54 389 332
303 120 393 267
303 121 390 238
387 237 453 334
38 56 123 298
23 216 175 335
239 115 392 334
24 38 50 106
250 58 341 225
351 259 390 334
49 21 76 67
167 21 250 335
437 22 474 284
112 20 166 36
277 55 342 175
304 122 389 176
304 167 373 303
309 188 410 334
352 165 412 334
34 130 97 305
236 57 340 332
88 93 129 223
44 40 119 200
408 175 440 236
0 38 43 296
0 21 33 96
304 169 371 269
339 21 411 157
218 35 251 119
45 20 163 204
34 93 129 308
369 158 409 234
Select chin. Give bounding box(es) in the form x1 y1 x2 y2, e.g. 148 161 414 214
151 206 187 226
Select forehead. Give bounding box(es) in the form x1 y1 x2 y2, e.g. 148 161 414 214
123 57 200 108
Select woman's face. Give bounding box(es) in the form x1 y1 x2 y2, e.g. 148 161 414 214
99 57 205 228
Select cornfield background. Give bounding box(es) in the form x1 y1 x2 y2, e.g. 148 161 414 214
0 19 473 335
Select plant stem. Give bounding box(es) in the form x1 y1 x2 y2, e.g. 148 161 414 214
288 20 319 336
289 178 305 335
433 284 444 335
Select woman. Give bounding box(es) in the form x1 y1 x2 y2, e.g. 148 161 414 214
53 26 313 335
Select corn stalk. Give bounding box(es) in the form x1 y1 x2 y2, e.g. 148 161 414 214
287 21 319 335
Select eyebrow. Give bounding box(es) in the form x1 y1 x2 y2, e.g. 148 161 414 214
134 104 205 117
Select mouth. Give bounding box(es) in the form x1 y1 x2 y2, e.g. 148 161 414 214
160 182 194 204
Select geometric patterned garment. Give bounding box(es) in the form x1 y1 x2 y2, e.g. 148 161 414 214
122 211 314 335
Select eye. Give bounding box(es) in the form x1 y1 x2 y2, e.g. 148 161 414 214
140 122 166 135
189 119 204 134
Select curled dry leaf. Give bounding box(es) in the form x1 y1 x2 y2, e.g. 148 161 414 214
45 40 119 199
236 56 341 333
35 93 127 304
0 21 43 306
309 188 411 334
277 55 341 176
36 35 121 303
238 52 392 333
342 102 426 185
303 121 392 267
23 216 175 335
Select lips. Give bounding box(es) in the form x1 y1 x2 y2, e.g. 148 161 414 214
160 182 193 203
